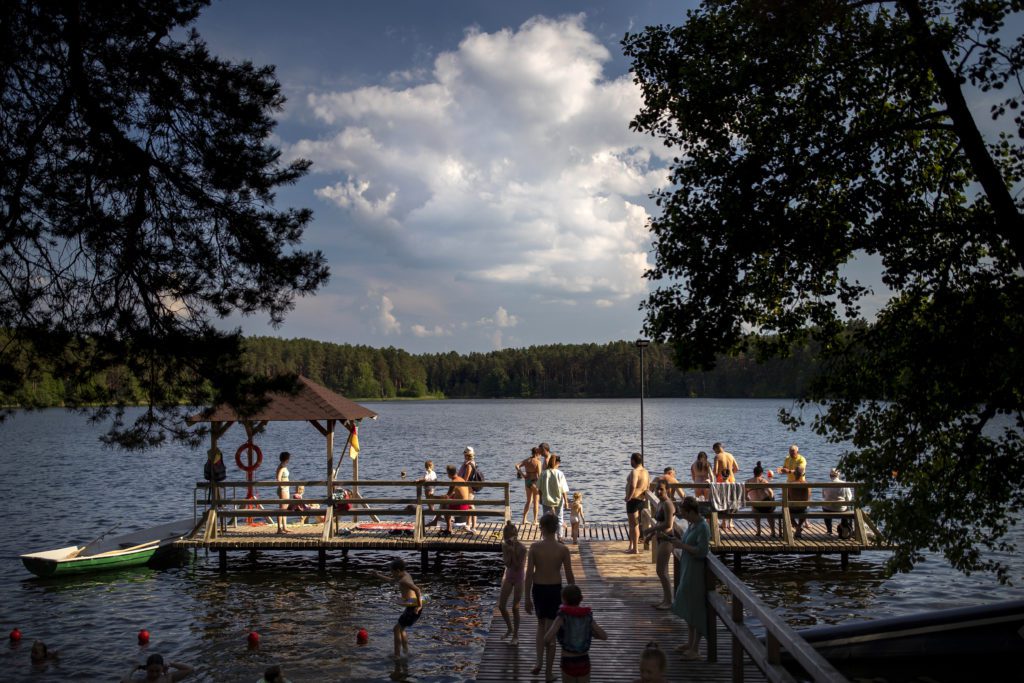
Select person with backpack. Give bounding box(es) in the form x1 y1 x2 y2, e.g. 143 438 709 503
203 447 228 532
457 447 481 532
544 583 608 683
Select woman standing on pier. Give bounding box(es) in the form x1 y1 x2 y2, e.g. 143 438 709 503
670 496 710 660
690 451 712 500
643 480 677 609
517 447 544 524
276 452 291 534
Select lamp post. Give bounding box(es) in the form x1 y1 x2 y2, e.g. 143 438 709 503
635 338 650 459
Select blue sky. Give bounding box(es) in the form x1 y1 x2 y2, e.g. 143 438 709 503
194 0 698 353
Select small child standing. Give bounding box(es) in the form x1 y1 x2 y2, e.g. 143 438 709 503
544 584 607 683
498 520 527 645
422 460 437 511
570 492 585 544
632 642 668 683
373 558 424 660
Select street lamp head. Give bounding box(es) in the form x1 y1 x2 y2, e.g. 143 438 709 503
635 338 650 348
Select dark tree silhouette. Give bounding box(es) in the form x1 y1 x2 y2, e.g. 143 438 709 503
624 0 1024 581
1 1 328 447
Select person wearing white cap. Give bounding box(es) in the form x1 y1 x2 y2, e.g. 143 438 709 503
821 469 853 535
457 447 478 532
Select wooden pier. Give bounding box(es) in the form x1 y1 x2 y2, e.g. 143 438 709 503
476 541 769 682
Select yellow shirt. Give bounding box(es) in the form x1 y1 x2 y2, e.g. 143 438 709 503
783 454 806 482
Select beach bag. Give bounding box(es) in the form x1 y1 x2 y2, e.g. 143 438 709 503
204 457 226 483
468 463 485 493
838 518 853 539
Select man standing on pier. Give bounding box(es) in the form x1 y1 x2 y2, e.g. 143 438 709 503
625 452 650 554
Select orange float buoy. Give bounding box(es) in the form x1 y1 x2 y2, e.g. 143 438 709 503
137 629 150 645
247 631 260 648
9 628 21 642
356 628 369 645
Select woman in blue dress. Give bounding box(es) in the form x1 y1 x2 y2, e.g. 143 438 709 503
670 495 710 660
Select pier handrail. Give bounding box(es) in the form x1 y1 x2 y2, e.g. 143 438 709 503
195 479 511 542
665 481 877 548
703 551 849 683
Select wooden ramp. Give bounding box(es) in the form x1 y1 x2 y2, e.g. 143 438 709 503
475 540 767 682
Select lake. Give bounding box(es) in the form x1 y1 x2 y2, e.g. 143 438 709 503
2 399 1022 681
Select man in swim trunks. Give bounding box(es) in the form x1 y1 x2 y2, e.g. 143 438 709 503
442 464 472 534
373 557 423 660
625 452 650 554
525 512 575 682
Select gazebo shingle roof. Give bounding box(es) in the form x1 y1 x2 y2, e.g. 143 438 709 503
187 375 377 423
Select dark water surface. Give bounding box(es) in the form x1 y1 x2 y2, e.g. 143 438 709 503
2 400 1022 681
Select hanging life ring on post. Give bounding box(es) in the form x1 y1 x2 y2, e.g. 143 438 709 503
235 441 265 526
235 442 263 472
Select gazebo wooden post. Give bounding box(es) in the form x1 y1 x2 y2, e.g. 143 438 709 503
326 419 336 498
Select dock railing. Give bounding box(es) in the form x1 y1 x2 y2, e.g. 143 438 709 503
195 480 511 543
702 551 848 682
665 481 879 548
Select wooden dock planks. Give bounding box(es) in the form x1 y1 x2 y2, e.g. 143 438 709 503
476 540 767 682
174 520 629 553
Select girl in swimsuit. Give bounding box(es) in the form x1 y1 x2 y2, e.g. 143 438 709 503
498 520 528 645
517 447 543 524
276 451 291 534
690 451 712 500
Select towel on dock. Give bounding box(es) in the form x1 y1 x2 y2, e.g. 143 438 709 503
709 483 745 512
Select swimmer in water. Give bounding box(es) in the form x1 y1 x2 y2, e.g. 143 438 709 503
372 557 424 660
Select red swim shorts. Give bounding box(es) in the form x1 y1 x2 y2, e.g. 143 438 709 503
561 654 590 677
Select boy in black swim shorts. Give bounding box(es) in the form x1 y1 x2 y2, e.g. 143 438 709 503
373 557 424 659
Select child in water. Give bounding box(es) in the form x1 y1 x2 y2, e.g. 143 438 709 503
373 557 424 660
570 492 585 544
30 641 58 666
632 642 668 683
498 520 528 645
544 584 608 683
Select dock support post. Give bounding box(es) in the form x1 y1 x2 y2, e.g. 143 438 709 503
318 549 327 571
841 552 849 570
218 549 227 573
733 553 742 572
434 551 442 572
705 561 718 663
421 549 429 574
732 595 745 683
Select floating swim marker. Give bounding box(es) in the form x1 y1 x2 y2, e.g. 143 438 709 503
356 628 369 645
247 631 260 648
9 628 21 642
137 629 150 645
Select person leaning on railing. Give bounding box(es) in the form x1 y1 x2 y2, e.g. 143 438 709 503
668 496 710 661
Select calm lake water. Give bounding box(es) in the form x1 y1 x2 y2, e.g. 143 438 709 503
2 399 1022 681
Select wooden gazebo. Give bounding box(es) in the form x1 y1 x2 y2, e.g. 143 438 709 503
187 375 378 490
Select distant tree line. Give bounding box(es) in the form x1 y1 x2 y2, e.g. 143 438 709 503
0 335 819 406
240 336 818 400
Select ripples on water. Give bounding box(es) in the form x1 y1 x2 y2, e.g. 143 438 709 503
1 400 1022 681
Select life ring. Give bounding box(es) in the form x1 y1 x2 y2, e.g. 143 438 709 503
235 442 263 472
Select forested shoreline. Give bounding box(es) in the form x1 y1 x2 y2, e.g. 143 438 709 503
4 336 818 406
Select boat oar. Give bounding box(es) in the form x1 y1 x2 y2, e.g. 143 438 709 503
70 528 119 557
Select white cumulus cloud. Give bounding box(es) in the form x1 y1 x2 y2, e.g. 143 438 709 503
289 14 665 310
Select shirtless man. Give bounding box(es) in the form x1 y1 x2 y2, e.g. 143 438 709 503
122 654 193 682
625 452 650 554
525 512 575 681
443 465 472 534
712 442 740 483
